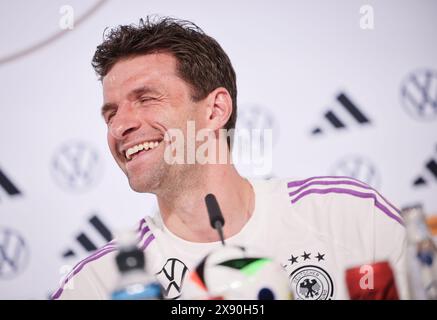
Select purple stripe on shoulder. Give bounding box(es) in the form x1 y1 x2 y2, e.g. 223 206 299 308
140 234 155 251
287 176 365 188
287 177 401 216
137 218 146 231
63 242 116 280
287 179 400 215
51 246 117 299
290 187 404 226
139 226 150 239
288 180 369 197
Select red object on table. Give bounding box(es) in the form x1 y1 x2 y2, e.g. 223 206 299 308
345 261 399 300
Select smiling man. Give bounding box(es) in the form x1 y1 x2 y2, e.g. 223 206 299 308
52 16 408 300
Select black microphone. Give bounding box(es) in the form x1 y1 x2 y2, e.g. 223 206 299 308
205 193 226 245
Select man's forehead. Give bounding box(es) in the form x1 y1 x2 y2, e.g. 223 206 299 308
103 53 177 88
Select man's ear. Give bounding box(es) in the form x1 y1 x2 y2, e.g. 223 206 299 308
205 87 233 131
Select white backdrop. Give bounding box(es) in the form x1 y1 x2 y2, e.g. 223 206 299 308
0 0 436 299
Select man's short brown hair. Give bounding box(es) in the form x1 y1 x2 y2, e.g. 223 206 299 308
92 16 237 140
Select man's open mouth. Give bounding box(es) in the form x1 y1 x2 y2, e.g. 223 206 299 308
124 140 163 161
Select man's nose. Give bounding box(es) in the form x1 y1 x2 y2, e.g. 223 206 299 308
109 107 141 140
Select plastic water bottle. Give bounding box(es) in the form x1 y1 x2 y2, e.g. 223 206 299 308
402 205 437 300
111 230 162 300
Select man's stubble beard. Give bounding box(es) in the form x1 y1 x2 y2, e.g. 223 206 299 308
127 156 169 194
128 157 201 197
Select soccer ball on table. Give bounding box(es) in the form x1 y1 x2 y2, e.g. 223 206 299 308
181 246 293 300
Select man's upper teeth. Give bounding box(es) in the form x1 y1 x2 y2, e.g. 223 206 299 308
125 141 160 159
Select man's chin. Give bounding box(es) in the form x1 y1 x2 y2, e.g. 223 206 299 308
127 176 158 193
128 180 149 193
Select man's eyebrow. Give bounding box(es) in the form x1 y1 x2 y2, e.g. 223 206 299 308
101 86 162 116
101 102 117 117
127 86 161 100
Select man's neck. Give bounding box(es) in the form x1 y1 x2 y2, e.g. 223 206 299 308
156 165 255 243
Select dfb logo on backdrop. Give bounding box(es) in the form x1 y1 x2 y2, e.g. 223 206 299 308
330 155 381 189
413 144 437 187
311 92 371 135
400 69 437 121
0 227 30 279
51 141 102 192
237 104 279 146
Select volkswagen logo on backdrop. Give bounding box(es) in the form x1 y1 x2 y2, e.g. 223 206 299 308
51 141 102 192
0 227 30 279
330 155 381 189
237 104 279 145
235 105 278 178
400 69 437 121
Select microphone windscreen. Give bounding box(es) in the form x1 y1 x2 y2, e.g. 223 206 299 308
205 193 225 229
